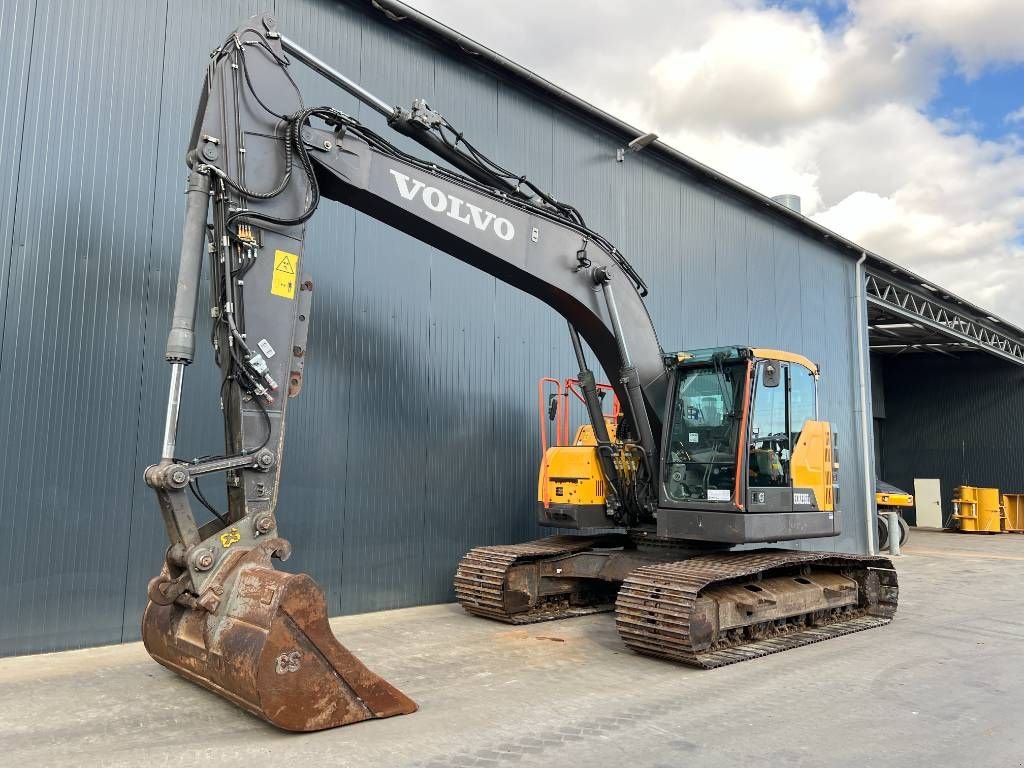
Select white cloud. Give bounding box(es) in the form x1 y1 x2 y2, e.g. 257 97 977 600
1007 106 1024 125
644 7 937 138
405 0 1024 323
854 0 1024 77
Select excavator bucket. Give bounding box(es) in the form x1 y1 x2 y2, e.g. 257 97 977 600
142 544 416 731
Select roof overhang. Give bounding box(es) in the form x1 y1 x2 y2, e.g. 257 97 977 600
866 270 1024 366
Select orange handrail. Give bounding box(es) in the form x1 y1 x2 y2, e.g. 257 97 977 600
562 378 620 444
537 375 621 509
537 376 620 451
538 377 561 452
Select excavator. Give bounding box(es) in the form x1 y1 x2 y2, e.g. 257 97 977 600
144 14 898 732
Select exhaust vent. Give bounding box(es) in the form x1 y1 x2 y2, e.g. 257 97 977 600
771 194 801 214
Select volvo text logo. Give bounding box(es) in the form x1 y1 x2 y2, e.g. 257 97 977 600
389 169 515 241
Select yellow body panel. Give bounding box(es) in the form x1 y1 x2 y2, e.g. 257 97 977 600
538 446 607 507
572 417 618 447
876 491 914 508
952 485 1003 533
790 420 834 511
751 348 819 375
1001 494 1024 532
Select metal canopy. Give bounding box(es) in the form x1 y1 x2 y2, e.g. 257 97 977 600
866 270 1024 366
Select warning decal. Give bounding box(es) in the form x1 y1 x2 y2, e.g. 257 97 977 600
271 249 299 299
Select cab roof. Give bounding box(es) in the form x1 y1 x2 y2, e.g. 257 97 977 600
750 348 819 375
671 346 819 375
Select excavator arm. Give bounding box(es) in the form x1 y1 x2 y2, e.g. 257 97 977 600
143 14 669 731
152 16 670 545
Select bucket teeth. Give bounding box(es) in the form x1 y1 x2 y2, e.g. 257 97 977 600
142 544 416 732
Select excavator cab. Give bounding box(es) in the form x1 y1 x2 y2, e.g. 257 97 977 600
539 347 840 542
663 347 836 514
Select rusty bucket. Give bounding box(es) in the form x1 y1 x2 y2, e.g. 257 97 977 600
142 540 416 731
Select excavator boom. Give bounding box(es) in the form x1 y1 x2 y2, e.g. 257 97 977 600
146 13 666 731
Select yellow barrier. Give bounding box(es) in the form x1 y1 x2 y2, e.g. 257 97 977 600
951 486 1003 534
1002 493 1024 533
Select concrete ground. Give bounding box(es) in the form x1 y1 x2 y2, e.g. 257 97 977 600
2 529 1023 768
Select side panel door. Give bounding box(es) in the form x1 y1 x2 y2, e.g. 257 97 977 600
914 478 943 528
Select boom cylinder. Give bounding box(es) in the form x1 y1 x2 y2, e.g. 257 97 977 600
281 35 397 119
161 363 184 462
568 323 621 510
568 323 612 446
164 169 211 364
596 270 659 476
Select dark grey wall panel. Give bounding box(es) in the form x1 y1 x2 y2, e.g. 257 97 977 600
0 0 36 351
878 352 1024 525
0 0 167 655
0 0 872 656
870 355 886 418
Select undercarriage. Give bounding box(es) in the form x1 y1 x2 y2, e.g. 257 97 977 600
455 535 898 667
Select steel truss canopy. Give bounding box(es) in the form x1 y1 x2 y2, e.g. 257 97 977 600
866 270 1024 366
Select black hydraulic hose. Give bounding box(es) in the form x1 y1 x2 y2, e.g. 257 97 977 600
389 114 524 200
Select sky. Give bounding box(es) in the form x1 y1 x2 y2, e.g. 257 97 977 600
405 0 1024 325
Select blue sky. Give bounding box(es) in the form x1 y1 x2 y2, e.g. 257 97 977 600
931 64 1024 140
768 0 850 29
772 0 1024 140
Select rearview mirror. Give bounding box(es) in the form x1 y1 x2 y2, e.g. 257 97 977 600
547 394 559 421
763 362 781 388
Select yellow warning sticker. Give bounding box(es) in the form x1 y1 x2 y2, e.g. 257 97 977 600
271 249 299 299
219 527 241 548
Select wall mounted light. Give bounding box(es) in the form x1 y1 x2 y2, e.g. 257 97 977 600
616 132 659 162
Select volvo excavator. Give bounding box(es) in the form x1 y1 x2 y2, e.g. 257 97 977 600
144 15 898 732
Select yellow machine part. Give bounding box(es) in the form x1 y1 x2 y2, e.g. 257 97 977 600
876 491 914 508
952 485 1003 533
751 348 819 375
572 418 618 447
1002 494 1024 533
789 420 835 512
538 446 607 507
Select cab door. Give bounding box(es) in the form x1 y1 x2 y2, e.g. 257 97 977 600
748 358 826 513
747 359 792 512
787 364 831 512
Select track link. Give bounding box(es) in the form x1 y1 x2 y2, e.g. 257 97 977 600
454 536 613 623
615 550 898 668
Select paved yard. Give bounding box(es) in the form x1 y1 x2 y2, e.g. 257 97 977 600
2 528 1022 767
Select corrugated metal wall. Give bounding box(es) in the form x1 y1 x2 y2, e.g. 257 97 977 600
0 0 873 656
877 352 1024 525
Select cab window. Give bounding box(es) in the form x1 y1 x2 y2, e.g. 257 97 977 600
749 362 788 487
790 366 816 441
664 361 746 503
